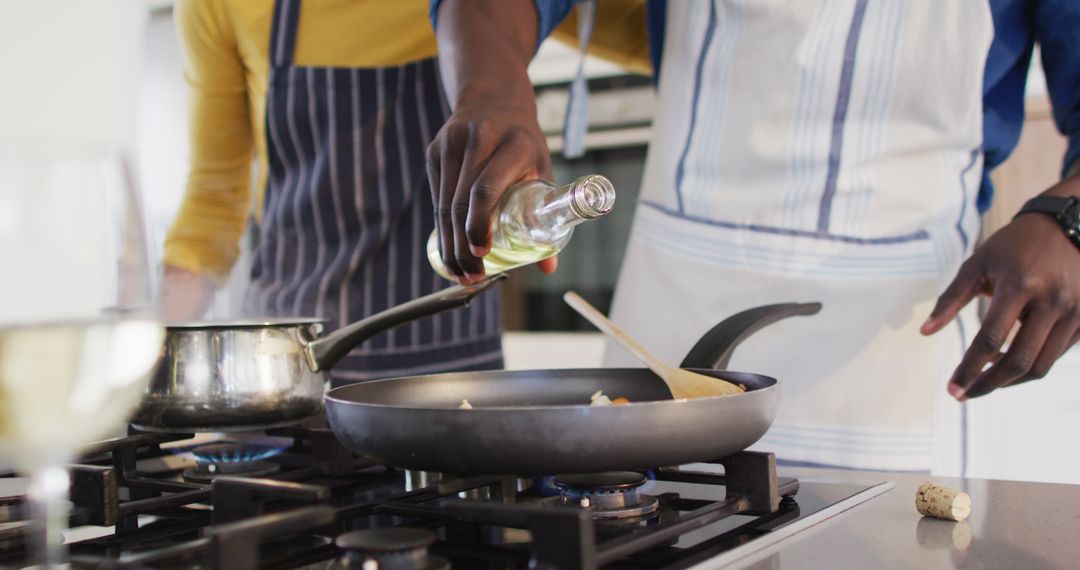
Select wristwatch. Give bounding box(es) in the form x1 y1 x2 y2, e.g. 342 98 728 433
1015 196 1080 251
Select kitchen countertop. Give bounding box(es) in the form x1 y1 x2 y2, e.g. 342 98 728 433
708 466 1080 569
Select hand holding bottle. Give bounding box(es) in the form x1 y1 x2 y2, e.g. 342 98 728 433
426 93 552 283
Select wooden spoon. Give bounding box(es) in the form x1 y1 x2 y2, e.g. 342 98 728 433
563 292 745 399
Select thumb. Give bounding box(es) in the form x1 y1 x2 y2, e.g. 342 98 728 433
921 259 981 335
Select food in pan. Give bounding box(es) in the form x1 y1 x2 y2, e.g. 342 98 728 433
457 392 629 409
589 391 630 406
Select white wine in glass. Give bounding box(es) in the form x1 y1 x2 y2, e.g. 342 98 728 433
0 145 164 567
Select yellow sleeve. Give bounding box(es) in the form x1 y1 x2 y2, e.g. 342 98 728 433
162 0 254 283
550 0 652 77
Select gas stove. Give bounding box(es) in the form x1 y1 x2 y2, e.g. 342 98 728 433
0 423 889 569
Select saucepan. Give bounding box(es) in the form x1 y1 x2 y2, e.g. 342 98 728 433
325 301 821 475
132 275 505 432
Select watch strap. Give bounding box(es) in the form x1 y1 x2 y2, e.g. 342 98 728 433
1016 195 1080 250
1017 196 1076 218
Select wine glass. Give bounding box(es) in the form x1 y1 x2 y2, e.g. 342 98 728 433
0 144 164 567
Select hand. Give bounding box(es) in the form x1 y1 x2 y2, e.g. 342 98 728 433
427 86 554 283
922 196 1080 400
159 265 216 322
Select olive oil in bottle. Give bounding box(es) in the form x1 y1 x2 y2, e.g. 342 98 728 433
427 174 615 280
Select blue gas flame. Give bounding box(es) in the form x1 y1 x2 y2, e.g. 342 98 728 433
189 442 288 464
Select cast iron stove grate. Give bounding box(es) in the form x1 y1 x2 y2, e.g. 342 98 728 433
0 425 805 570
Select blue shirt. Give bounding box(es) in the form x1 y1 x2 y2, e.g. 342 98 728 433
432 0 1080 212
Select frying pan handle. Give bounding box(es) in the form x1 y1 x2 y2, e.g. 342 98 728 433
679 302 822 370
305 274 506 371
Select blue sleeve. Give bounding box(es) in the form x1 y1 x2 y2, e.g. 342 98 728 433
429 0 576 51
981 0 1080 212
980 0 1034 212
1033 0 1080 177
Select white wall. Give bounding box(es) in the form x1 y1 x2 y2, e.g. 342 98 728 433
0 1 147 148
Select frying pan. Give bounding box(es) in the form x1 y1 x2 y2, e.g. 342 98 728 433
325 302 821 475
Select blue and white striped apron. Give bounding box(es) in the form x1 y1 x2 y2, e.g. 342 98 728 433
605 0 992 474
246 0 503 386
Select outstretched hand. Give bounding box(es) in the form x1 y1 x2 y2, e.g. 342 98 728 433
922 181 1080 400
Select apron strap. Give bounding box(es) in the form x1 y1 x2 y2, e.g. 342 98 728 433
269 0 302 69
562 0 596 160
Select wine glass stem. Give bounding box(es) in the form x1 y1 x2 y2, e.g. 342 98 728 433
26 465 68 568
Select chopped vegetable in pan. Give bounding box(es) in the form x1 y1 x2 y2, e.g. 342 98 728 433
589 390 630 406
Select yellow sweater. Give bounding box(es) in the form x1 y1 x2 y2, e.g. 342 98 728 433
163 0 438 282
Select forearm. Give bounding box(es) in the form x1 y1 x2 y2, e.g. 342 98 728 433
435 0 538 108
162 123 252 282
163 83 254 282
163 185 249 283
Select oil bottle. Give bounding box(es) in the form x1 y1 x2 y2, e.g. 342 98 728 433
427 174 615 280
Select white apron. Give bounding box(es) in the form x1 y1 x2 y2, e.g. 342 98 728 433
605 0 992 474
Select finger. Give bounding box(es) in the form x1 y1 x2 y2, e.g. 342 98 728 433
947 292 1026 399
436 134 465 278
452 134 500 279
426 146 460 278
922 259 982 335
1007 317 1080 388
466 135 540 257
961 307 1056 399
537 256 558 274
426 144 441 218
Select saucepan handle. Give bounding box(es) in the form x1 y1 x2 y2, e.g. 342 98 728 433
679 302 822 370
305 274 506 371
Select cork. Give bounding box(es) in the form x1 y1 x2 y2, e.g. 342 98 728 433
915 481 972 522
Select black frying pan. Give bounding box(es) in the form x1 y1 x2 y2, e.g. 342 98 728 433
325 302 821 475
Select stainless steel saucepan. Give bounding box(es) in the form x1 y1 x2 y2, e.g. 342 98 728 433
132 276 504 432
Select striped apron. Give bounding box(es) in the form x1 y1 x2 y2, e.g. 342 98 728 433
246 0 503 386
605 0 992 474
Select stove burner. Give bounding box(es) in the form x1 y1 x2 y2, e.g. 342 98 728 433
183 460 281 483
189 442 286 464
335 528 449 570
542 471 660 520
555 471 648 491
180 442 286 482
